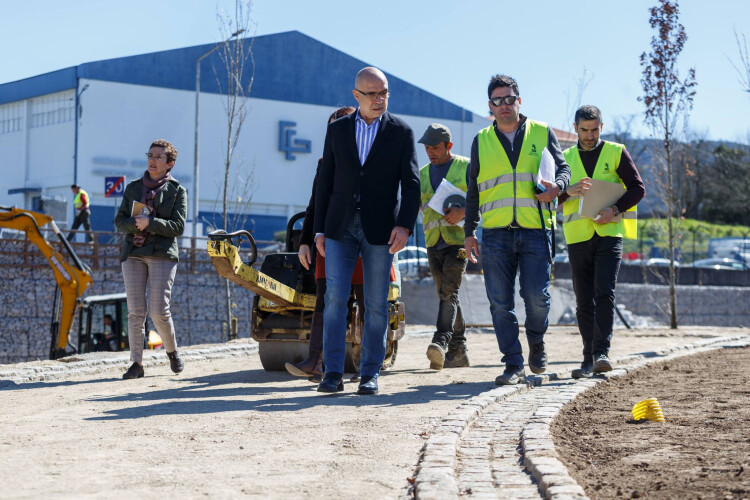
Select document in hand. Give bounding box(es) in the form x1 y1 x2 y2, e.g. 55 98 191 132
578 179 625 219
131 201 151 217
427 178 466 227
535 147 556 190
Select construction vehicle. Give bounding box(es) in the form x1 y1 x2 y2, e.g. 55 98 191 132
207 213 405 372
77 292 164 353
0 205 93 359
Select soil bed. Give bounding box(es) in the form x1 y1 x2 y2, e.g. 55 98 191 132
552 347 750 499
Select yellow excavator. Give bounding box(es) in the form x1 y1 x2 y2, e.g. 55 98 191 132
1 205 93 359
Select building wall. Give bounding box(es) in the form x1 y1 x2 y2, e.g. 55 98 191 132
2 78 485 240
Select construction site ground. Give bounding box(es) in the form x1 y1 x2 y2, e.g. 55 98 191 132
0 325 746 499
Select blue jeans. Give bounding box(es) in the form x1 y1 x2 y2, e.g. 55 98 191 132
481 227 551 367
323 211 394 377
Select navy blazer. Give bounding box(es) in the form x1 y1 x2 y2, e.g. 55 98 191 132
313 111 420 245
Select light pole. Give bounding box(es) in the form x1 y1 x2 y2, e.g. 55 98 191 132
193 29 245 239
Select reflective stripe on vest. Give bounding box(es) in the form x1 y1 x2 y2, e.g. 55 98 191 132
476 120 553 229
420 155 469 247
562 141 637 244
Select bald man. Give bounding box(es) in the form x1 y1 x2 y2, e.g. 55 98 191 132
314 67 420 395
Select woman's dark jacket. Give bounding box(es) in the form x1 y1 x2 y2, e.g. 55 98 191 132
114 178 187 262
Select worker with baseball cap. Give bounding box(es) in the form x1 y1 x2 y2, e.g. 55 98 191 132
418 123 471 369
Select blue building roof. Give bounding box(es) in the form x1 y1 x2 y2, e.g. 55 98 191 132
0 31 471 122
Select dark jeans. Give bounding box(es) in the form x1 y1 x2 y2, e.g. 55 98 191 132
568 234 623 359
426 245 467 345
481 227 551 367
67 209 92 242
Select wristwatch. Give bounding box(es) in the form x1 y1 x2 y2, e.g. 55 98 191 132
611 205 620 217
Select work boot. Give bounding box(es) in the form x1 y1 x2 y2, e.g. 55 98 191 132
528 342 547 374
122 362 144 379
572 359 594 379
286 312 324 378
426 332 451 370
443 343 470 368
495 365 526 385
593 353 613 373
167 350 184 374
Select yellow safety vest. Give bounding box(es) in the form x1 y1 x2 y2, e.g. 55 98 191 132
73 189 89 210
420 155 469 247
476 120 554 229
561 141 637 245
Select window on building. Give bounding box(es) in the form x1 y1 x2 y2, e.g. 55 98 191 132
0 101 23 134
30 90 75 128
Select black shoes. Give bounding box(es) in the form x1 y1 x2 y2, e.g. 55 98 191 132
122 362 144 379
528 342 547 374
444 343 470 368
572 359 594 379
317 372 344 393
593 353 613 373
356 376 379 395
495 365 526 385
167 350 184 374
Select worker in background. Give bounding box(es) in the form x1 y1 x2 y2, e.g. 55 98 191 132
559 105 645 378
67 184 92 242
418 123 471 370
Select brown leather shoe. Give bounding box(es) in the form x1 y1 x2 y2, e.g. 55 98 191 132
285 312 323 377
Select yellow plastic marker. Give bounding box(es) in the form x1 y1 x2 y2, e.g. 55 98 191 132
632 397 665 422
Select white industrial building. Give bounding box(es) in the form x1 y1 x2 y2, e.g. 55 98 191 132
0 31 486 240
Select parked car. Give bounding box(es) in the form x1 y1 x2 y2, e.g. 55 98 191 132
626 258 679 267
687 258 749 271
395 246 430 277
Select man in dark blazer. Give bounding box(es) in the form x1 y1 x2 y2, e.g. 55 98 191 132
314 66 420 395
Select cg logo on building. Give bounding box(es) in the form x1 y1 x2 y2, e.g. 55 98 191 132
278 121 311 160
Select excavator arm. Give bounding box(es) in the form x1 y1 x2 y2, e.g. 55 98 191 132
0 206 93 359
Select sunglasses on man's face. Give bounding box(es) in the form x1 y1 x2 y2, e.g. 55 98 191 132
490 95 519 107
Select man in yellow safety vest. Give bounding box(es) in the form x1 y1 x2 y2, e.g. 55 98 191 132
67 184 92 242
418 123 471 370
464 75 571 385
560 105 645 378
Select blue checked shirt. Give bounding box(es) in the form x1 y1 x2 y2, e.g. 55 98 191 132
355 110 381 166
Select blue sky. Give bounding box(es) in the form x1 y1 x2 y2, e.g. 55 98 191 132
2 0 749 142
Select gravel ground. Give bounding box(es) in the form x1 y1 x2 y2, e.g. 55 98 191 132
0 325 734 499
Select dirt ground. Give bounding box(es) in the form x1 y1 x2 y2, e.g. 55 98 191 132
552 347 750 500
0 325 741 499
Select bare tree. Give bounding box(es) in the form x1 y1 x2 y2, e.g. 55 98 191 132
728 28 750 94
638 0 697 329
214 0 256 340
562 68 594 131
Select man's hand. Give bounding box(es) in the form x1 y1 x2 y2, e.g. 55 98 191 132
534 180 561 203
593 206 617 225
566 177 592 198
134 215 150 231
443 207 465 225
388 226 409 254
315 235 325 258
465 235 480 264
298 244 312 270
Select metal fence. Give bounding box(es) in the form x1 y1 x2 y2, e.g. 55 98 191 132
0 229 281 273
